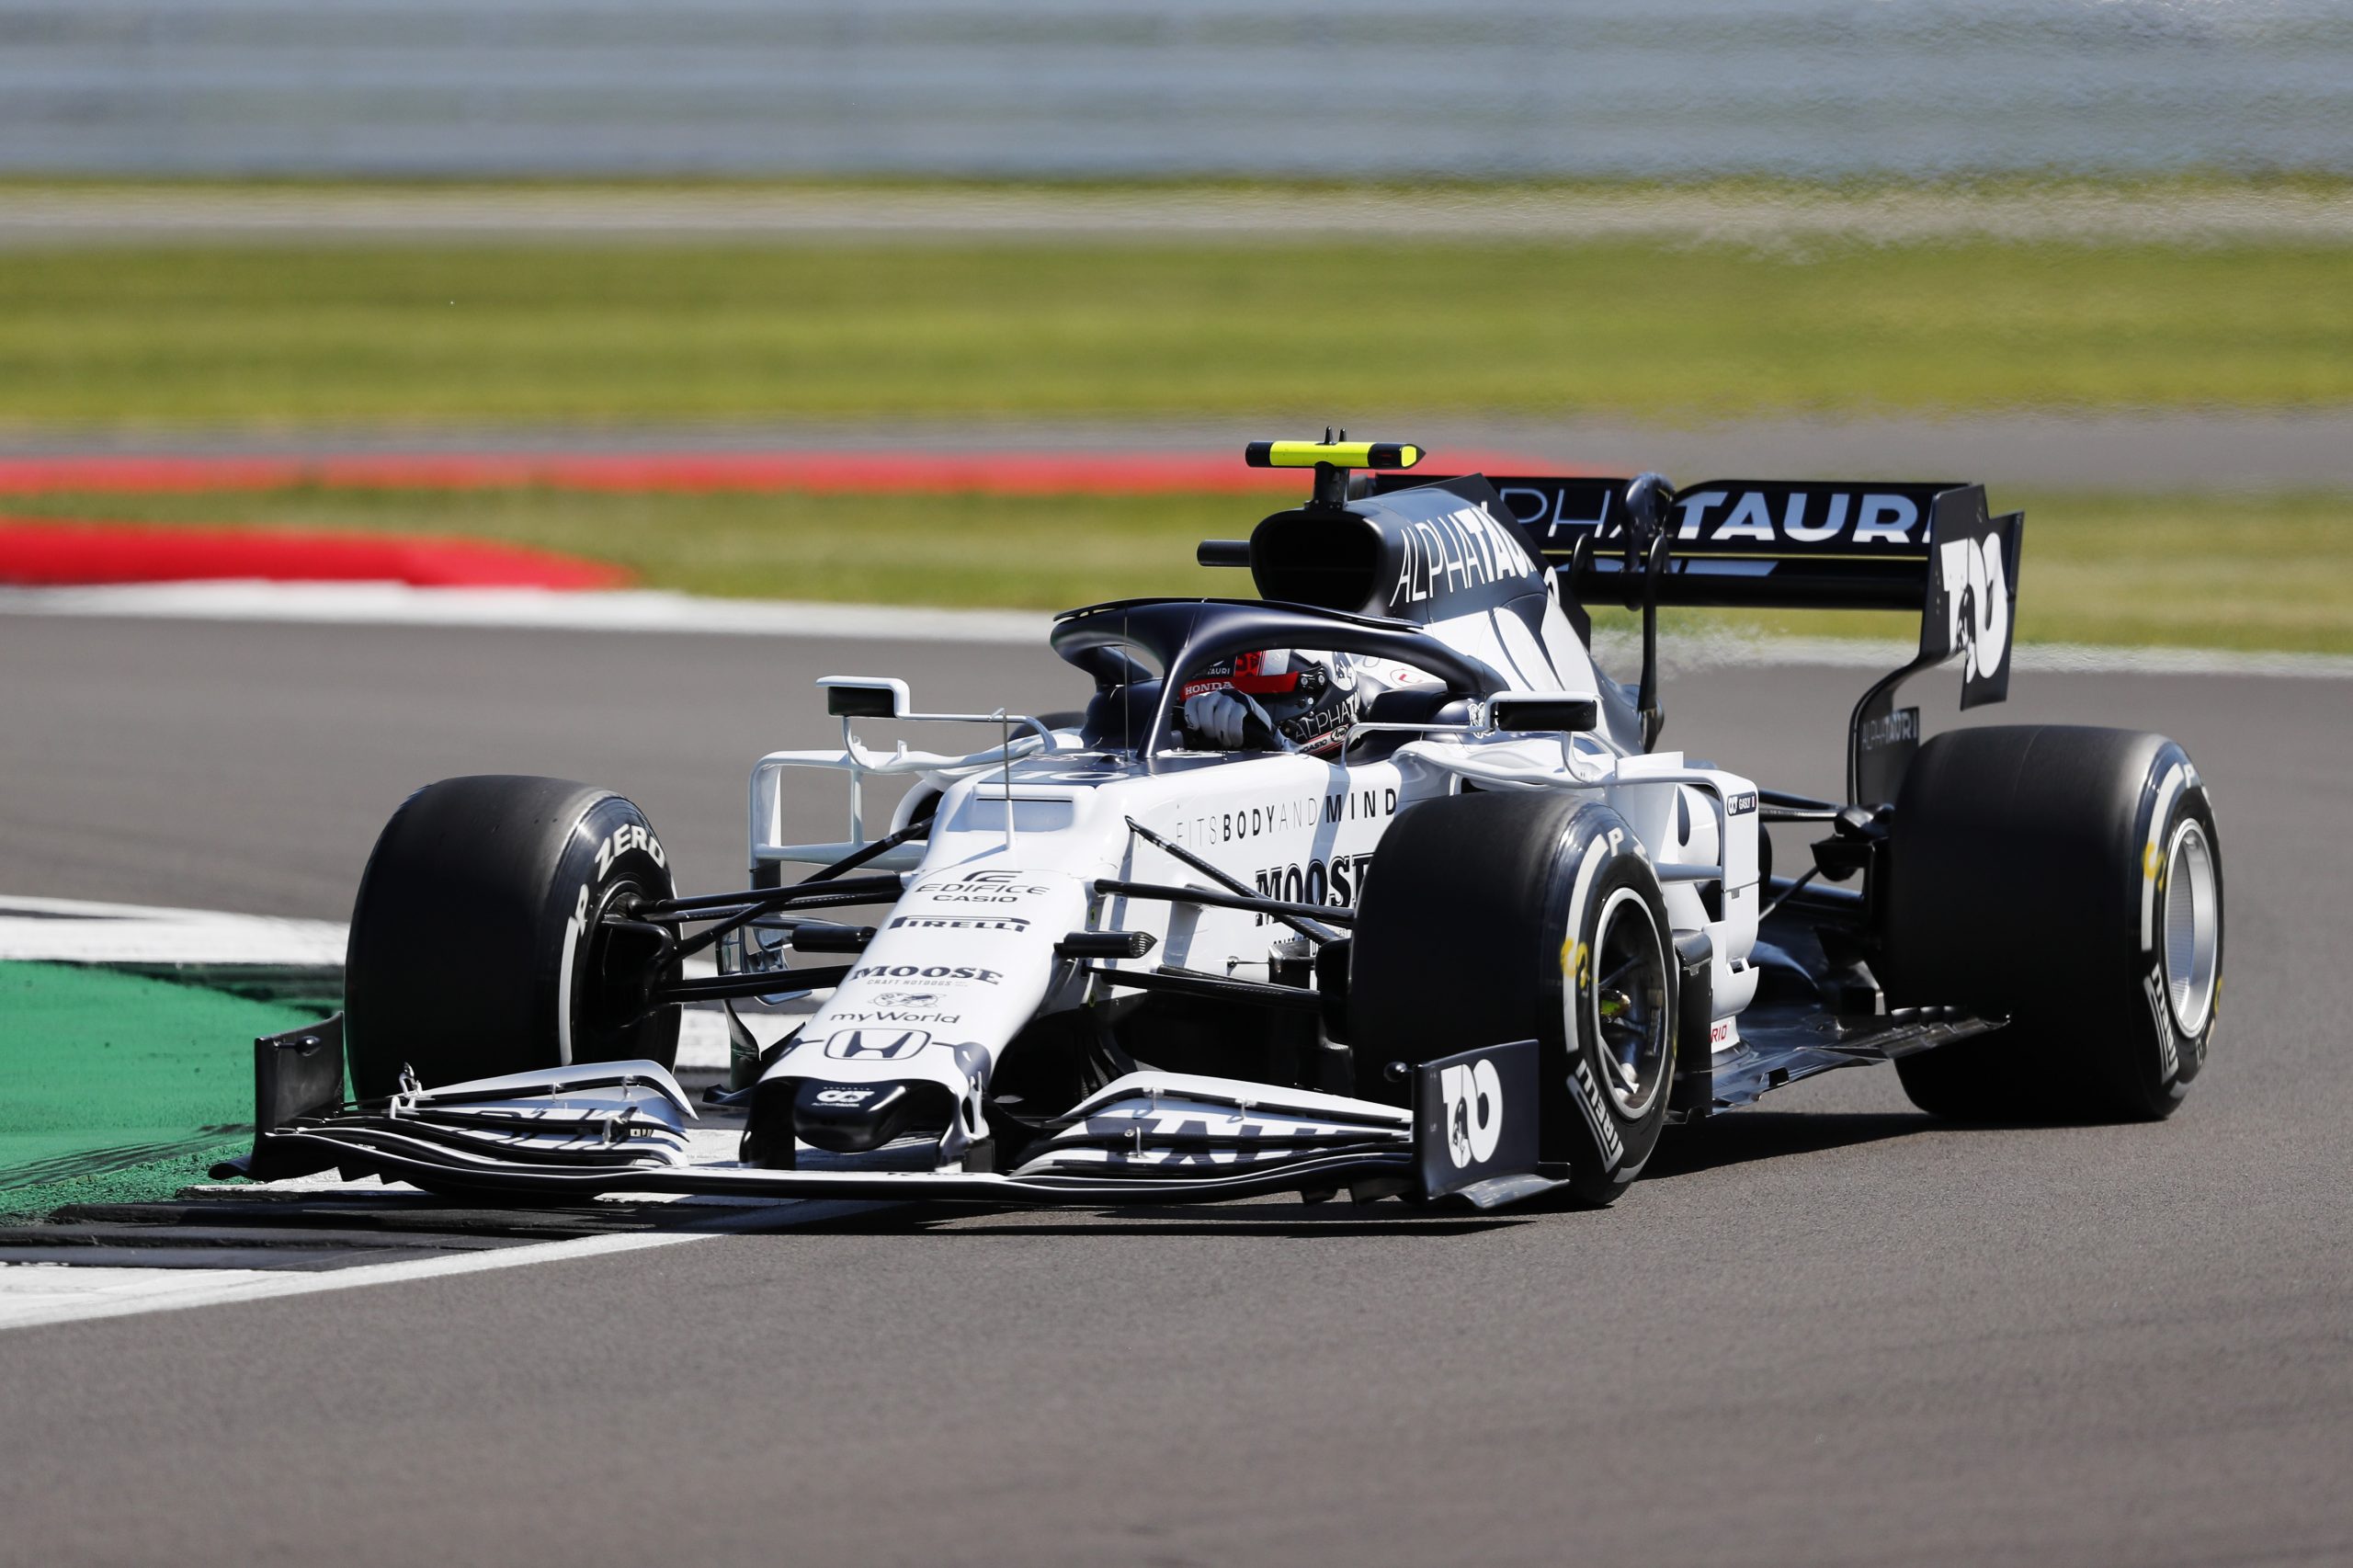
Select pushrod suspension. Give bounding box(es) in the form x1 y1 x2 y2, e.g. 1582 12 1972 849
1120 817 1342 945
1079 963 1324 1013
1094 878 1356 933
630 869 907 924
639 817 933 960
649 965 854 1007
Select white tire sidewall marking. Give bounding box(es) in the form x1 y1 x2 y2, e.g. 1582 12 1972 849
1557 824 1641 1175
2139 762 2189 951
559 801 672 1068
2158 813 2221 1042
1588 884 1668 1121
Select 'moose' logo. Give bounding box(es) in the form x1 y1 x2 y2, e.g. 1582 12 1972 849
822 1029 931 1062
845 963 1004 986
1251 853 1375 922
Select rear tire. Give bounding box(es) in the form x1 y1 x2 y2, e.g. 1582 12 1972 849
1347 791 1676 1205
345 775 682 1100
1881 726 2222 1122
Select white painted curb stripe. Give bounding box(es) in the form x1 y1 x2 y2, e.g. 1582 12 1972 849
6 580 2351 678
0 893 347 965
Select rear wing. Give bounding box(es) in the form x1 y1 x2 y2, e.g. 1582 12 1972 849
1368 472 2025 805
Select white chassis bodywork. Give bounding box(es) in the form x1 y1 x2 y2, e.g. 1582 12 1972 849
734 593 1760 1184
238 462 2052 1207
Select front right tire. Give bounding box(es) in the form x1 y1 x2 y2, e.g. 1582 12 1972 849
344 775 682 1100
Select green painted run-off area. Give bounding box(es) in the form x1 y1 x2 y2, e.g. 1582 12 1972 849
0 962 318 1221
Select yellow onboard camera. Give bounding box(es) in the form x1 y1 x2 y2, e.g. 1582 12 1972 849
1244 433 1422 506
1243 438 1423 472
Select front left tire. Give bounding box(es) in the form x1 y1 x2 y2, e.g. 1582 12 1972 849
1344 790 1677 1205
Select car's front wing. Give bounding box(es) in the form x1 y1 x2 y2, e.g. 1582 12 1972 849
222 1024 1562 1210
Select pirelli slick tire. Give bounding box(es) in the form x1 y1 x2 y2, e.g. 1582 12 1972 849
345 775 682 1101
1347 791 1676 1206
1881 726 2222 1123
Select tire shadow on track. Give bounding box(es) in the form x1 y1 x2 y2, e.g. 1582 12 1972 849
753 1201 1528 1239
1642 1110 1932 1183
723 1114 1944 1235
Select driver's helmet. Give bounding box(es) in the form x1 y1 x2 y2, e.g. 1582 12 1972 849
1182 649 1361 756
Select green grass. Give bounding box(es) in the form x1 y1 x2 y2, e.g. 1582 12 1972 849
0 962 320 1220
3 239 2348 426
12 485 2352 653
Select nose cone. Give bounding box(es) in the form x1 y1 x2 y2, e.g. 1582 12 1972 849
790 1077 934 1153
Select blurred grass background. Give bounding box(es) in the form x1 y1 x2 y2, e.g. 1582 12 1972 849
12 484 2351 653
3 187 2347 653
3 236 2347 423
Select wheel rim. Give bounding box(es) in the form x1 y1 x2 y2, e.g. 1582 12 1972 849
1589 887 1670 1118
584 875 669 1040
2161 818 2220 1037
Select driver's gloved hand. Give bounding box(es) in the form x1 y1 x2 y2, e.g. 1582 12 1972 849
1182 688 1273 749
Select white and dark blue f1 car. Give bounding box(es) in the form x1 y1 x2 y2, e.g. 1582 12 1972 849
224 439 2224 1210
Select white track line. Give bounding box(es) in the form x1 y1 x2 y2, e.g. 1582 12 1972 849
1 893 797 1336
0 1198 874 1335
0 581 1047 643
6 580 2349 678
1585 627 2353 681
0 1230 702 1333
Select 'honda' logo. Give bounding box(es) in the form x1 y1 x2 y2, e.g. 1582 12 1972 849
823 1028 930 1061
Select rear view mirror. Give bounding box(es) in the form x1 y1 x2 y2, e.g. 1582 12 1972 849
1486 694 1599 733
819 676 911 719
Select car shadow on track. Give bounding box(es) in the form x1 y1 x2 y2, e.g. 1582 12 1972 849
722 1113 1942 1236
1643 1110 1933 1183
761 1200 1528 1239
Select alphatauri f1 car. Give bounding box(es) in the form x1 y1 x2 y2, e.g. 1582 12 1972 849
224 439 2223 1210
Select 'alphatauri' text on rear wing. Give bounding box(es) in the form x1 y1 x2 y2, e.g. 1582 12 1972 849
1368 471 2026 804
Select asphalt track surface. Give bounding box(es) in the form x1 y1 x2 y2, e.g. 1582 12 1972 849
5 187 2349 249
2 613 2349 1567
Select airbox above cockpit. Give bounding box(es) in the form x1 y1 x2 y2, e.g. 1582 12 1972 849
1245 475 1552 626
